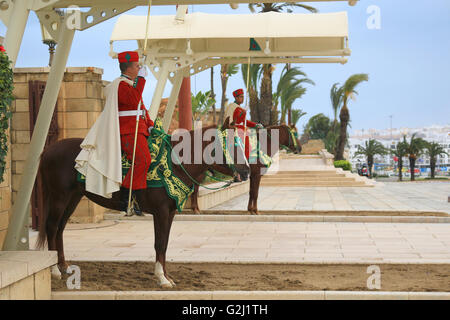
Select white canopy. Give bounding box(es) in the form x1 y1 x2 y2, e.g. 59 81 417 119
110 12 350 62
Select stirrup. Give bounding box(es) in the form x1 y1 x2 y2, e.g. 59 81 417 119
124 205 135 217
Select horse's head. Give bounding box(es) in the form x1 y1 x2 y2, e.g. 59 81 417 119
211 117 250 182
282 124 302 154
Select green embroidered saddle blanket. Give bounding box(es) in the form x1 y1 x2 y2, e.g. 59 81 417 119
248 129 273 168
78 118 194 212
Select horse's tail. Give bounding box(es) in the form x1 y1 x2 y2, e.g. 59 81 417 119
35 160 49 250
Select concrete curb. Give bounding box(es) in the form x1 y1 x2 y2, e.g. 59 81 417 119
51 290 450 300
104 213 450 224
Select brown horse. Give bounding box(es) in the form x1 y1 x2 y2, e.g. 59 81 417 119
190 123 301 215
36 118 249 287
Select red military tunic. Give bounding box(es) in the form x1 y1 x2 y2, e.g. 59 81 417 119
226 102 257 160
118 75 154 190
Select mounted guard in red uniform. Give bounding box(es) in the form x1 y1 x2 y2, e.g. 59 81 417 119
75 51 153 215
224 88 263 160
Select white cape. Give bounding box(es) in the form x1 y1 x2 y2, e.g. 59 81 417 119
75 76 134 198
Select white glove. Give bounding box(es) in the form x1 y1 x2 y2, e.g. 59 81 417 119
138 65 148 78
148 126 153 135
256 123 264 129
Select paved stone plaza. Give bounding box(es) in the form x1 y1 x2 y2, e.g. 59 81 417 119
211 182 450 213
29 182 450 264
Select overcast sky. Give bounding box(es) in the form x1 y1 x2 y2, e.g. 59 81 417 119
1 0 449 134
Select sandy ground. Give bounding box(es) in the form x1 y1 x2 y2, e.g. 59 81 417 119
52 262 450 292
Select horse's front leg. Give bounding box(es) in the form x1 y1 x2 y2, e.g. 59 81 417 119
191 185 201 214
251 174 262 215
153 207 176 288
248 171 261 215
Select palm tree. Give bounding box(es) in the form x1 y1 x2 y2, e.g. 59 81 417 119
191 90 215 123
241 63 263 122
424 141 449 179
248 3 318 14
404 133 427 181
291 108 307 127
273 65 314 124
354 139 388 178
248 2 317 125
330 83 344 132
391 136 408 181
335 74 369 160
219 64 239 124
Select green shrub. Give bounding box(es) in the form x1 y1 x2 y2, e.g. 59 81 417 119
334 160 352 171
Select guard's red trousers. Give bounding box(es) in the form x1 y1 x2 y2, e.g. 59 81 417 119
121 133 151 190
236 128 251 160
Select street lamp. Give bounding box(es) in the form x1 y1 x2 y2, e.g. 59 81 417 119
40 23 57 67
40 9 63 67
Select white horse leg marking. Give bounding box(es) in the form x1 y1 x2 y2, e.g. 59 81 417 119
51 265 62 280
155 261 172 288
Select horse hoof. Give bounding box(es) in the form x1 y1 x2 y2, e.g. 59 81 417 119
51 265 62 280
159 279 173 288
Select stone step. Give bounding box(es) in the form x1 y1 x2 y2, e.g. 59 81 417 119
260 181 368 187
262 176 357 182
263 173 347 179
272 170 343 175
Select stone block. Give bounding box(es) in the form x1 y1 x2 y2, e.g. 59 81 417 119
0 286 9 300
88 201 105 223
87 112 101 128
12 130 31 144
0 190 11 212
11 112 30 131
0 211 9 230
34 268 51 300
86 82 103 99
61 112 88 129
27 73 49 82
11 144 30 161
13 73 27 83
12 161 24 175
9 275 35 300
65 82 87 99
64 98 103 112
0 230 6 248
62 128 89 139
12 83 28 99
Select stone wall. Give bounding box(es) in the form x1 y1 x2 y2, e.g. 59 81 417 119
0 129 12 248
10 67 106 225
300 139 325 155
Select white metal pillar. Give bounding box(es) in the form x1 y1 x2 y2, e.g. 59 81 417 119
162 70 184 132
3 0 30 66
2 20 76 251
148 60 171 121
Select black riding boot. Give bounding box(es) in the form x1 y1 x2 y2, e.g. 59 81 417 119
132 189 144 216
119 187 131 213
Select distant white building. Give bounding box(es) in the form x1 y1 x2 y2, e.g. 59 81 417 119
348 125 450 175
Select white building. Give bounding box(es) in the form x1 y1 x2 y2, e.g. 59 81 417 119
348 125 450 176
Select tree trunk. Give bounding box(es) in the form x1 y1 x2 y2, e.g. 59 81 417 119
259 64 272 125
430 158 436 179
398 159 403 181
409 155 416 181
368 156 373 178
210 66 216 125
219 65 229 124
335 104 349 160
248 87 260 123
